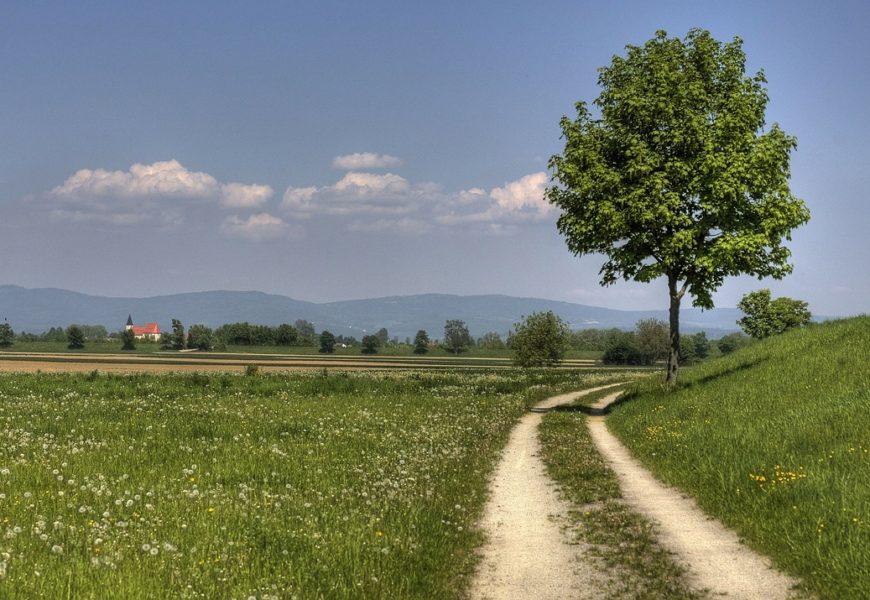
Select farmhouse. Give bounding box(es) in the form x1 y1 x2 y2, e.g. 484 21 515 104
126 315 162 341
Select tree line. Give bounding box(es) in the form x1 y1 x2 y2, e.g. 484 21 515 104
0 288 810 369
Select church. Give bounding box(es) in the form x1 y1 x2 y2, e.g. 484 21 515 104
125 315 162 341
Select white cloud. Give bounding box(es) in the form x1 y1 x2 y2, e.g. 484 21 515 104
490 172 551 214
434 171 554 225
47 159 275 229
52 159 219 200
221 213 298 241
332 152 403 170
220 182 274 208
282 172 419 216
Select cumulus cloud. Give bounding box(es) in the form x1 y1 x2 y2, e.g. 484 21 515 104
221 213 298 241
47 159 275 228
332 152 403 170
282 172 420 216
220 182 274 208
52 159 219 200
434 172 554 225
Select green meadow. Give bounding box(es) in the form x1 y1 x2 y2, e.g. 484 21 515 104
0 368 625 599
608 317 870 599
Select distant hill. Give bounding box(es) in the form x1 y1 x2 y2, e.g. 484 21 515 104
0 284 743 339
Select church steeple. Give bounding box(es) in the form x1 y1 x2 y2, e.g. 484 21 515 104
126 314 134 329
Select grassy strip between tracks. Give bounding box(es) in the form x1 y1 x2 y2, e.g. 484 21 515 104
538 386 705 599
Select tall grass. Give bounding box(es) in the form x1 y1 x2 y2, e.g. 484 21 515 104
0 368 624 598
608 317 870 599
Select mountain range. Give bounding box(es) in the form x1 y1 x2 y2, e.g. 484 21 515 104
0 284 744 340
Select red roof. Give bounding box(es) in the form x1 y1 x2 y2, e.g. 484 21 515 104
131 323 161 335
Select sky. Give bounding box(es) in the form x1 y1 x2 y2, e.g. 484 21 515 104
1 0 868 316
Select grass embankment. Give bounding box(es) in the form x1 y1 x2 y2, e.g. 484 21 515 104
538 387 702 599
0 368 624 599
608 317 870 599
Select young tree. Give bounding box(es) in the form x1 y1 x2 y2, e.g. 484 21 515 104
319 330 336 353
0 322 14 348
737 289 811 339
275 323 298 346
478 332 506 350
635 318 669 365
510 311 570 367
716 332 750 355
187 324 214 351
121 328 136 351
547 29 810 385
443 320 471 354
413 330 430 354
294 320 316 345
361 334 381 354
171 319 185 350
66 325 85 349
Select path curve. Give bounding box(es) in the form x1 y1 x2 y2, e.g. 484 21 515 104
470 384 623 600
587 391 800 599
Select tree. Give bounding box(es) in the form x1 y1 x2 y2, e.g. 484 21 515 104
0 323 13 348
66 325 85 349
413 330 430 354
171 319 185 350
737 289 811 339
547 29 810 385
295 320 316 345
121 328 136 351
375 328 389 345
443 320 471 354
680 331 709 364
603 335 644 365
361 334 381 354
717 332 750 355
635 319 669 365
510 311 570 367
478 332 506 350
187 324 214 351
319 330 336 353
275 323 298 346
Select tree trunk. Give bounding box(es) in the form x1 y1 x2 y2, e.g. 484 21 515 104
666 276 682 387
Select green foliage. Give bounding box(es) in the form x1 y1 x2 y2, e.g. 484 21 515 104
274 323 298 345
319 330 336 354
737 289 812 339
510 311 570 367
120 328 136 351
243 363 259 376
0 322 14 347
443 319 471 354
66 325 85 349
680 331 710 364
609 317 870 599
602 338 644 365
413 330 430 354
360 334 381 354
716 332 750 354
547 29 809 383
294 319 316 345
171 319 185 350
375 327 389 345
186 324 214 351
635 319 668 364
477 331 505 350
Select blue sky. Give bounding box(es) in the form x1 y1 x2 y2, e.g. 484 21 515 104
2 0 867 316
